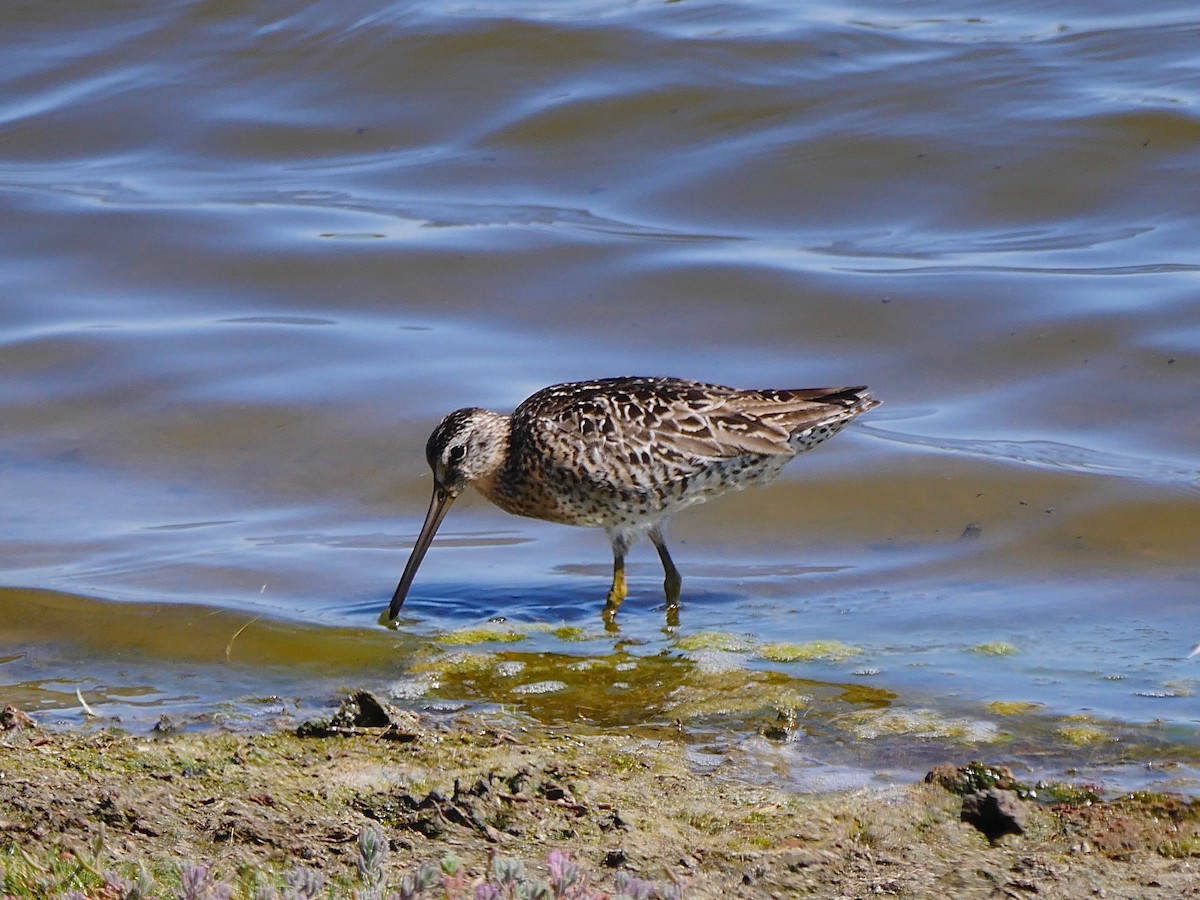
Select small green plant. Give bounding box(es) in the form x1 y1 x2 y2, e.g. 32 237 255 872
354 821 390 897
0 822 680 899
111 865 157 899
254 867 327 900
352 824 681 899
176 863 234 900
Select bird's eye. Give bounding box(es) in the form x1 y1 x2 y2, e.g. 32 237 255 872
448 444 467 464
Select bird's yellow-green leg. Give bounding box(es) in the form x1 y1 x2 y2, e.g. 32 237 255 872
603 534 630 623
604 553 627 617
649 524 682 606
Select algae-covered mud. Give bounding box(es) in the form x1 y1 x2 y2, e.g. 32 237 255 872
4 589 1198 797
3 588 1199 897
1 696 1199 899
5 597 1198 896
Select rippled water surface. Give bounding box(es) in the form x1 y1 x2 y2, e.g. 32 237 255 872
3 1 1198 789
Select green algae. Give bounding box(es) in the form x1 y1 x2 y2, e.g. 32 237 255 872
845 708 1001 743
665 670 808 721
1057 722 1111 745
971 642 1020 656
547 624 591 642
1160 679 1196 698
383 630 1199 787
674 633 863 664
985 700 1044 716
408 642 894 734
757 640 863 662
437 625 528 646
410 650 495 678
433 622 603 648
675 631 752 653
510 679 567 695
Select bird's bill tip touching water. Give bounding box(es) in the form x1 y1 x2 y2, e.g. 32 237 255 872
385 486 456 621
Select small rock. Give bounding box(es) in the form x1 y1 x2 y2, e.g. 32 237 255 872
761 706 801 741
418 789 448 810
296 691 419 739
925 763 962 791
599 809 628 832
925 761 1021 795
0 705 36 731
465 777 492 798
602 848 628 868
961 788 1029 842
507 768 532 796
331 691 403 729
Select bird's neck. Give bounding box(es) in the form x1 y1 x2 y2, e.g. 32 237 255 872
466 412 511 503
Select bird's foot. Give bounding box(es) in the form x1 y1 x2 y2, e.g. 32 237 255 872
663 572 682 605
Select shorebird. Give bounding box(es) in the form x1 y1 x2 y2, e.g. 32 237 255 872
385 376 878 624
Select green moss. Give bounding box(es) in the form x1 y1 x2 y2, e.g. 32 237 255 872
1034 782 1101 805
1158 837 1200 858
608 753 642 773
686 811 728 835
927 761 1026 796
1117 791 1200 823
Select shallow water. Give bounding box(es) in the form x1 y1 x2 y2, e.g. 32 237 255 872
3 1 1198 790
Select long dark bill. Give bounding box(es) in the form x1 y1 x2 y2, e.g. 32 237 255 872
387 487 455 620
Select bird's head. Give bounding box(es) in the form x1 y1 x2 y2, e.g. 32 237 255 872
384 407 508 623
424 407 507 499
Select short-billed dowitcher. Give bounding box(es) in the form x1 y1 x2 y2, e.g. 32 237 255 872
385 376 878 624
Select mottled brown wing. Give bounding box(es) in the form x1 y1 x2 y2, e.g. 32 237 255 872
514 378 870 486
647 385 874 459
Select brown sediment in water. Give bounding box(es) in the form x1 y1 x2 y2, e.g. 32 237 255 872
0 696 1198 898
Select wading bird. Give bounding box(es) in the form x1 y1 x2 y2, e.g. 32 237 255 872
385 376 878 625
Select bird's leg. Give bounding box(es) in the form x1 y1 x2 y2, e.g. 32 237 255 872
603 533 630 624
648 524 682 606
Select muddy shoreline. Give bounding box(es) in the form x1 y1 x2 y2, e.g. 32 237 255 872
1 695 1197 898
